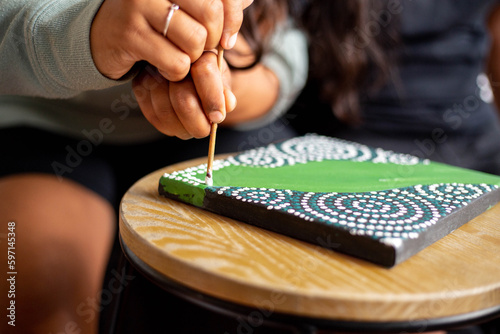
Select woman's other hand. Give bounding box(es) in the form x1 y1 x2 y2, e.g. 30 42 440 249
132 53 236 139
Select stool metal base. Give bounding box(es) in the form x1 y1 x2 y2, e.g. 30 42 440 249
119 236 500 333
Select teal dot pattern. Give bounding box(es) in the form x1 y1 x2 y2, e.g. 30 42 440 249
210 183 497 240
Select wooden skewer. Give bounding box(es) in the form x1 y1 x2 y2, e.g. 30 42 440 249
205 45 225 186
205 123 217 186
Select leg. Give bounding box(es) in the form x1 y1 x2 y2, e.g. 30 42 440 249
0 173 115 334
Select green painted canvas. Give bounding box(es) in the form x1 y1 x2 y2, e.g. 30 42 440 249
159 134 500 267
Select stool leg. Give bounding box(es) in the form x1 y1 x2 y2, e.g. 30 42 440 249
292 324 318 334
99 249 133 334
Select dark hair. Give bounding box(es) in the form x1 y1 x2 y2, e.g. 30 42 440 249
300 0 399 123
226 0 289 70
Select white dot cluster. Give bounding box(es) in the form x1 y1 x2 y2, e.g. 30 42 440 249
229 134 428 168
163 159 231 186
162 134 430 185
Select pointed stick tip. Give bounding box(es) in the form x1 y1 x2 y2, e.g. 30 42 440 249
205 174 213 186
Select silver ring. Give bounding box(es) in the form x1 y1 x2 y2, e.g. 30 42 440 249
163 3 179 37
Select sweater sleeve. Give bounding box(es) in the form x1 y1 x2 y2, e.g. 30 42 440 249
0 0 124 98
232 20 309 131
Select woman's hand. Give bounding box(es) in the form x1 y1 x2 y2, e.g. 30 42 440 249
90 0 253 81
132 53 236 139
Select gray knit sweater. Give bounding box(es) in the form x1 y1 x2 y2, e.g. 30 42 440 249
0 0 308 143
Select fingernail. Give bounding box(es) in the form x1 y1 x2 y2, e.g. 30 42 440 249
226 32 238 49
209 111 224 124
226 90 237 112
158 69 168 78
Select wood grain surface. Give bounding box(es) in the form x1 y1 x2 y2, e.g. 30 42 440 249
119 156 500 322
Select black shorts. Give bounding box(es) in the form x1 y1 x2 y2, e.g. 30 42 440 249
0 122 296 209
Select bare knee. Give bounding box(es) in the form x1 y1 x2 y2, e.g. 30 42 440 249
0 173 115 333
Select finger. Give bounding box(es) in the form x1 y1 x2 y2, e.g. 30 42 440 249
220 0 247 49
99 2 192 83
175 0 224 50
114 1 202 81
132 69 164 134
191 52 226 123
132 69 154 114
224 86 237 113
146 1 207 63
220 57 237 113
150 81 193 139
170 79 212 138
242 0 253 9
91 0 220 80
129 24 192 82
134 68 192 139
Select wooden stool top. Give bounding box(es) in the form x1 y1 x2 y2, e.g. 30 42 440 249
119 156 500 324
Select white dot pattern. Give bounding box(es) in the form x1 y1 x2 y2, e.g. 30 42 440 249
211 183 497 240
